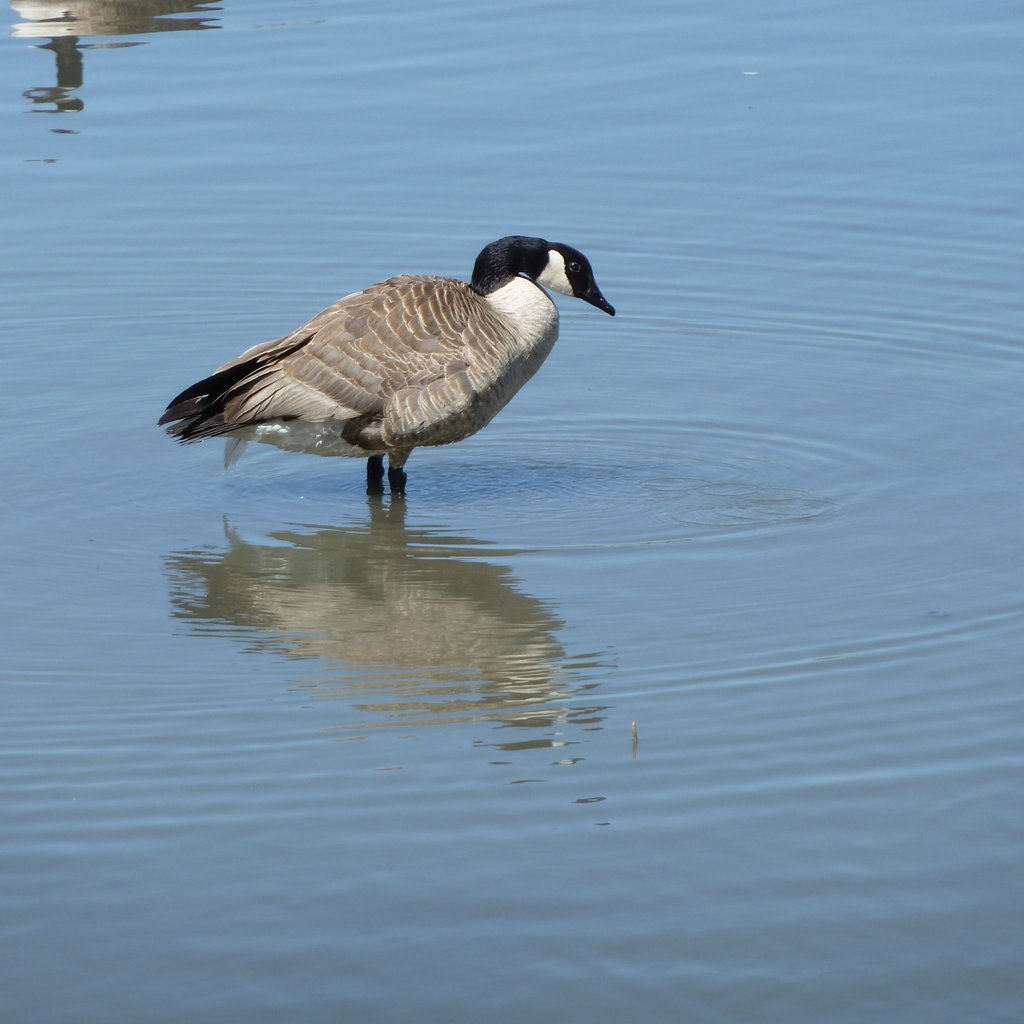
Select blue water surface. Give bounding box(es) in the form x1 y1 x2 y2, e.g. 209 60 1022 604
2 2 1022 1022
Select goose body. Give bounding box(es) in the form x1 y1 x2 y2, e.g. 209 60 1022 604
159 235 614 494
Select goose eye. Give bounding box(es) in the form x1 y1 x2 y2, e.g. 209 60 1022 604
567 261 582 274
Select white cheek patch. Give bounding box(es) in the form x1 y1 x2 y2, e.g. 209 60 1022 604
535 249 574 296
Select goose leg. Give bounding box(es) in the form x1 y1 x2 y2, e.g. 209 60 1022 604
387 451 410 496
366 454 385 495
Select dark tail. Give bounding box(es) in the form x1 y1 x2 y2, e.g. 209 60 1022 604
158 359 262 442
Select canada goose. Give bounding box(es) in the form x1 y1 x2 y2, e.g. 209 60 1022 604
159 235 615 495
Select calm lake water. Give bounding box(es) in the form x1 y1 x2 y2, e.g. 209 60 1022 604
3 2 1023 1022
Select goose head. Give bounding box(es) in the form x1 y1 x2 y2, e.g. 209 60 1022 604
471 235 615 316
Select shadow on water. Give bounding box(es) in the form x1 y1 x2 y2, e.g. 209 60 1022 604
164 497 611 749
11 1 221 115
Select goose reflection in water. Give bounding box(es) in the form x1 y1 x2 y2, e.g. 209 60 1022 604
165 499 609 747
11 1 220 114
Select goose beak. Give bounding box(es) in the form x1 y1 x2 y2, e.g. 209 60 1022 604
583 285 615 317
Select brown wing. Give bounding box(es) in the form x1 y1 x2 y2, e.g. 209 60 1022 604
159 275 512 446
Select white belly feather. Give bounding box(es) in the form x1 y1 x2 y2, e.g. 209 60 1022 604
227 420 367 463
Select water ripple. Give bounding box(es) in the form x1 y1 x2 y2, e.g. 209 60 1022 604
381 416 877 550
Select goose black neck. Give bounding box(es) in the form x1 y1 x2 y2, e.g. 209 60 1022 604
470 236 549 295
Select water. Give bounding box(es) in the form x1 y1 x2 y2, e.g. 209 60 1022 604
3 2 1023 1022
